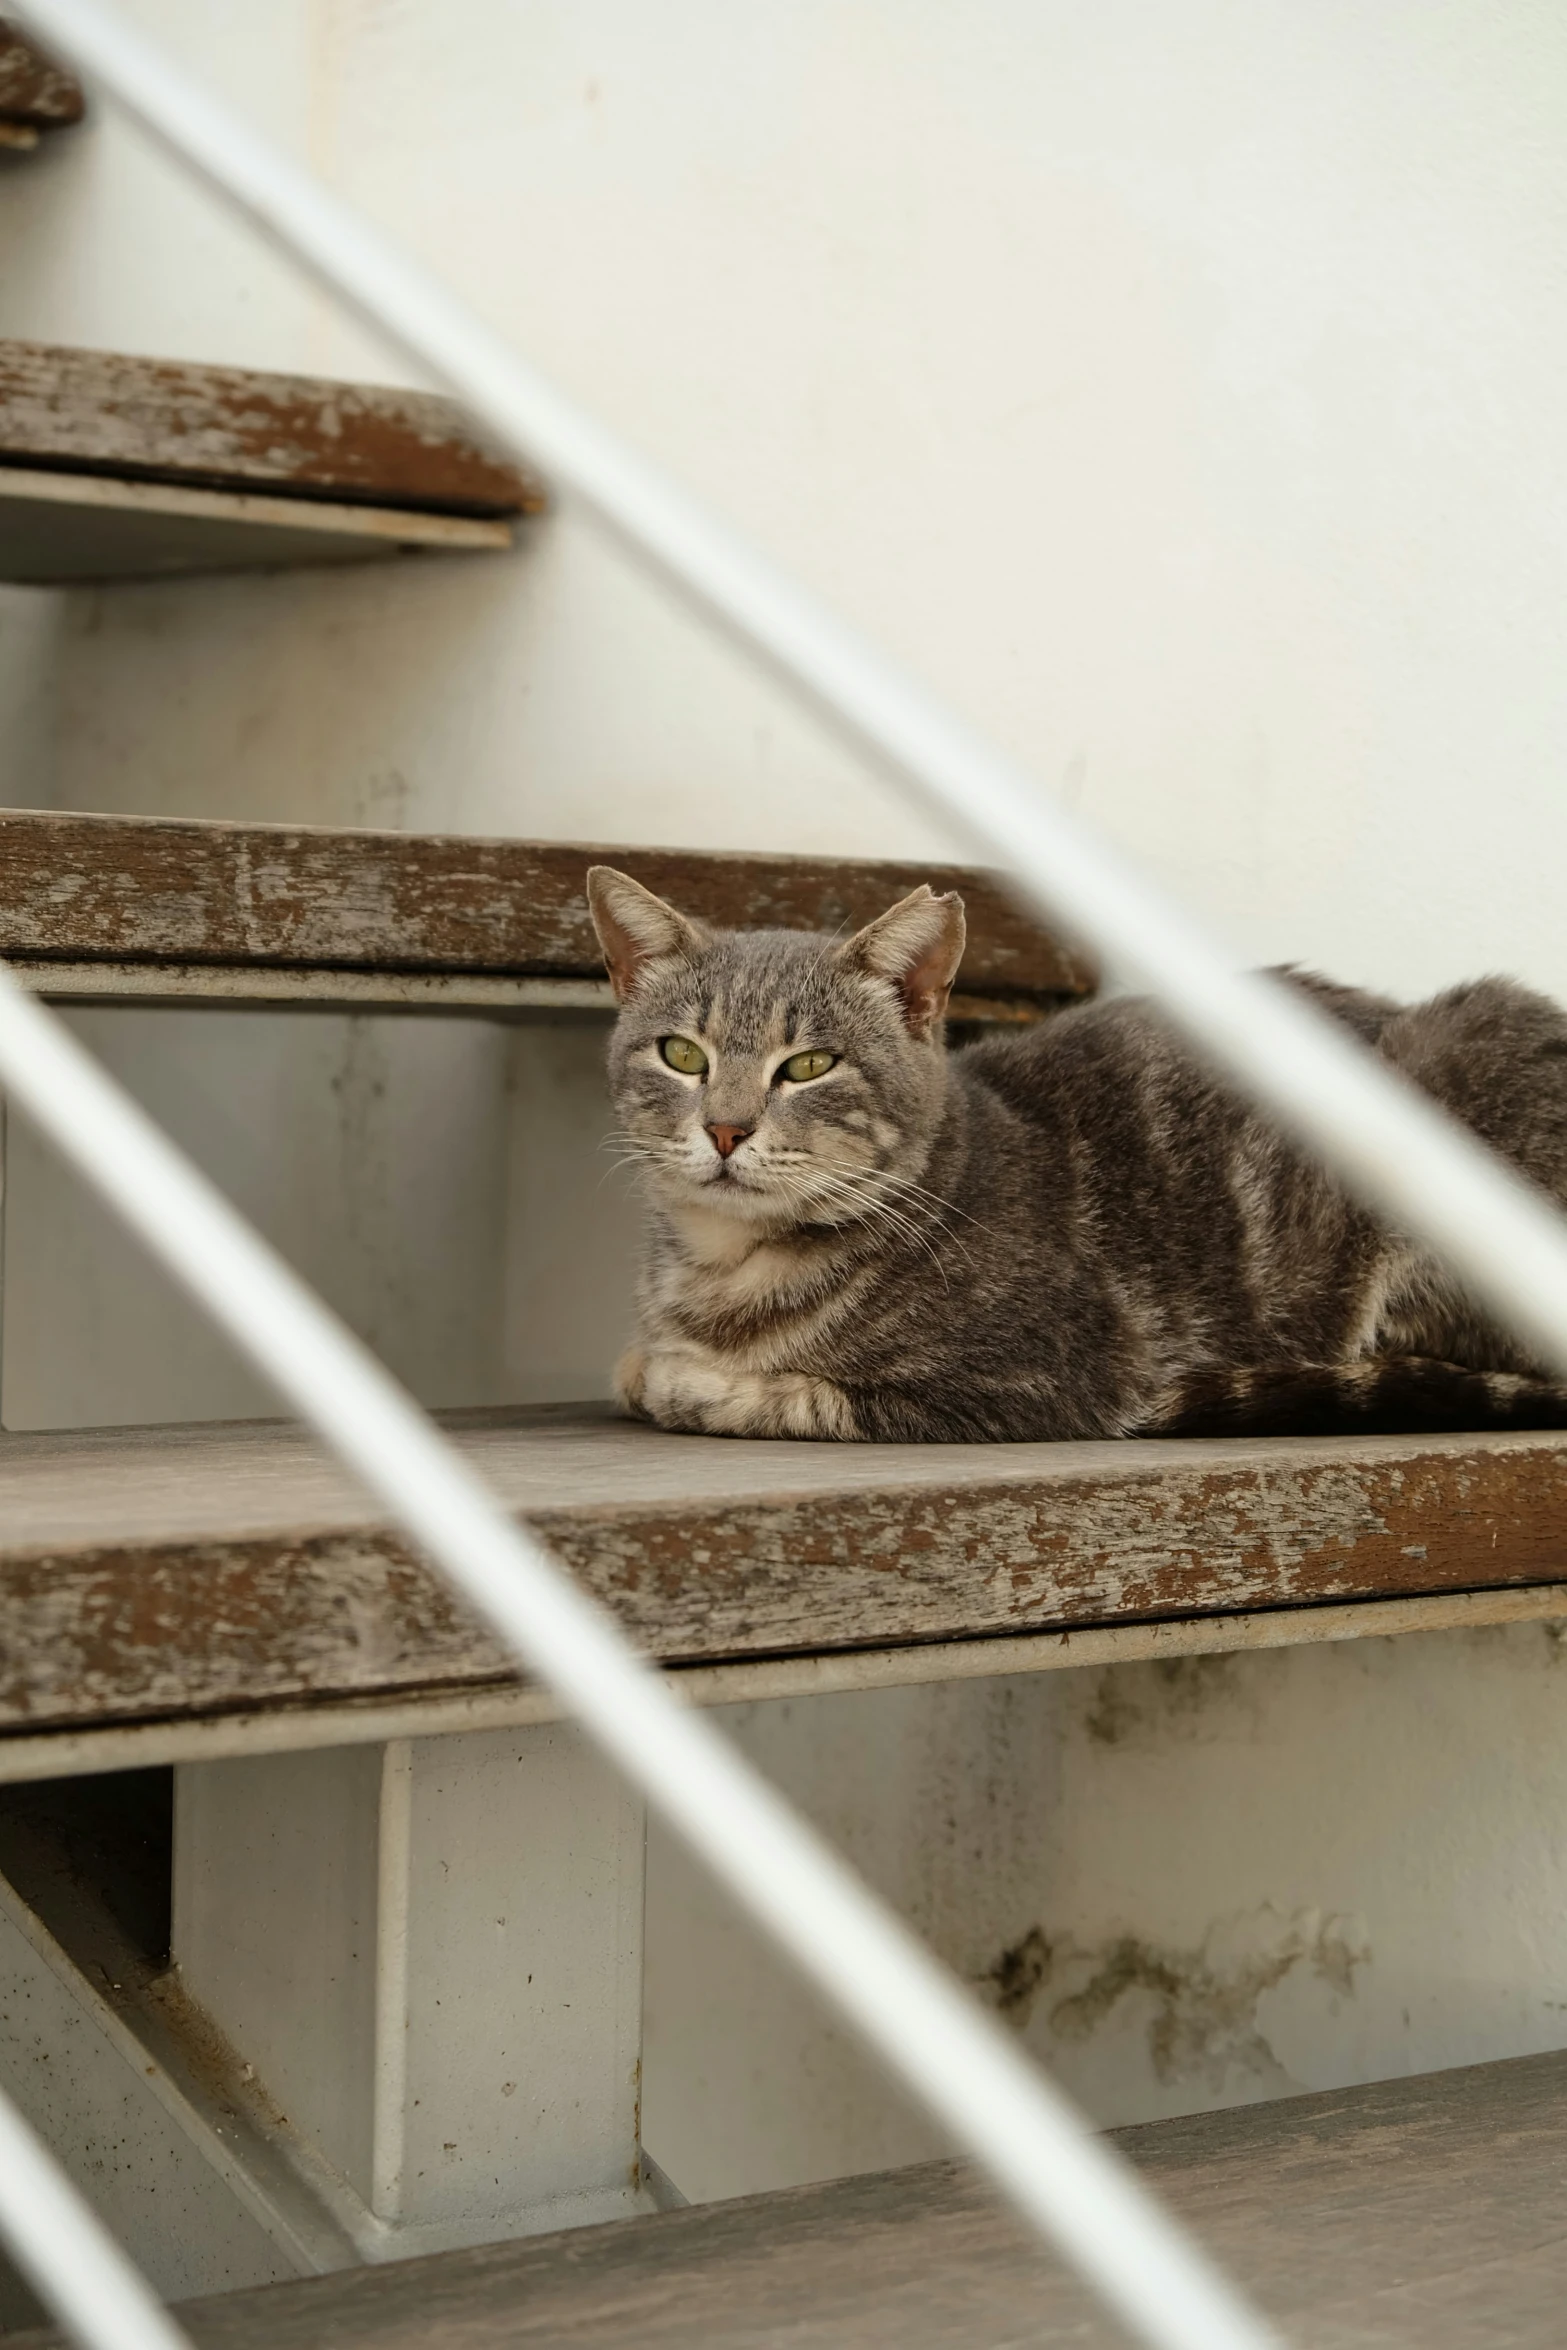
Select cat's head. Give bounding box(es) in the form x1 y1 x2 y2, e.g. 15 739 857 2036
588 866 965 1228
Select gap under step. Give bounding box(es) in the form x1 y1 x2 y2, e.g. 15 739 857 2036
14 2049 1567 2347
0 1406 1562 1779
0 339 540 581
0 810 1091 1020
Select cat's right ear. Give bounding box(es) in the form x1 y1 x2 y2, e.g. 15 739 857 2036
836 884 967 1039
586 867 708 1003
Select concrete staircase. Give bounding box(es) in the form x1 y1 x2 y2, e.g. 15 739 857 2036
0 335 1559 2345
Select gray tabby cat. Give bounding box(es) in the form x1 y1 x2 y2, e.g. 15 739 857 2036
589 863 1567 1442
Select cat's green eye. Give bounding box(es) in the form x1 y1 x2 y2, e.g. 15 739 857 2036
659 1035 709 1077
779 1048 838 1084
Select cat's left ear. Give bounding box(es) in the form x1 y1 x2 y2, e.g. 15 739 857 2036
586 866 709 1003
836 886 966 1039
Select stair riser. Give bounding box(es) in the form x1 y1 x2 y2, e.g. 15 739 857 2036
175 1726 651 2252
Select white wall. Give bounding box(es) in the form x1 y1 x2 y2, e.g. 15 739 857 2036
646 1623 1567 2193
13 0 1567 976
2 0 1567 2181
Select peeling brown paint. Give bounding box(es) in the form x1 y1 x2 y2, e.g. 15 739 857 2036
0 1416 1562 1735
546 1440 1567 1652
0 31 83 129
0 340 539 514
0 810 1093 1003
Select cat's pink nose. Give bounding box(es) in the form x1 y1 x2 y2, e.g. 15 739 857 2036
706 1123 753 1159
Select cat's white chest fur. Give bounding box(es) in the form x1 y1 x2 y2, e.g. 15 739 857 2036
659 1205 857 1356
620 1206 860 1438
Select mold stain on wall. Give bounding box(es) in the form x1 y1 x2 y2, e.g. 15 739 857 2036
981 1905 1369 2100
1084 1651 1256 1748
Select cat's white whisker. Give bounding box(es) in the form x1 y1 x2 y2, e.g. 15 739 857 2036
856 1169 996 1238
787 1164 954 1287
815 1149 987 1222
801 1161 976 1273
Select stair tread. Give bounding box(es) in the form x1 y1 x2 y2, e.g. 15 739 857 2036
0 338 539 580
15 2050 1567 2346
0 1407 1561 1736
0 339 538 517
0 30 84 134
0 810 1090 1011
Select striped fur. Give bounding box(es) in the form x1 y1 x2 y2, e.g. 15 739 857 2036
590 865 1567 1442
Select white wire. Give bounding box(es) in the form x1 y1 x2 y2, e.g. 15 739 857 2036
0 2091 190 2350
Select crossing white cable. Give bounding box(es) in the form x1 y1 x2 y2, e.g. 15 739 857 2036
0 2088 190 2350
23 0 1567 1388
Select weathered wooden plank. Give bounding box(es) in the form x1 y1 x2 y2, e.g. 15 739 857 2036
0 1411 1562 1735
0 1582 1562 1788
9 962 1038 1025
0 28 84 132
0 340 541 516
14 2052 1567 2345
11 962 614 1016
0 811 1095 1002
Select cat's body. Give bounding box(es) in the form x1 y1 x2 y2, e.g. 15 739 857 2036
589 865 1567 1442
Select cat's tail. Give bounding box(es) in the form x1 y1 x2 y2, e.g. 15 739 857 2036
1148 1357 1567 1438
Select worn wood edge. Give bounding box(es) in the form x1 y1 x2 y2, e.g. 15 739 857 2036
15 963 616 1015
0 811 1091 999
13 964 1050 1025
0 28 84 128
946 991 1056 1026
0 1421 1563 1731
0 1581 1559 1785
0 339 542 514
0 465 515 549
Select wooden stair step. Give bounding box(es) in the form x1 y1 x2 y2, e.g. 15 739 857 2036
14 2050 1567 2346
0 1407 1562 1757
0 339 540 580
0 810 1091 1016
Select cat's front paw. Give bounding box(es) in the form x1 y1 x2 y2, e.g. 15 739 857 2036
614 1343 650 1419
638 1347 858 1439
